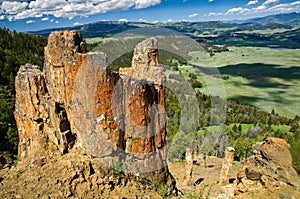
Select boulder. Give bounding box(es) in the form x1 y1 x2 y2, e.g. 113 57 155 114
234 137 299 196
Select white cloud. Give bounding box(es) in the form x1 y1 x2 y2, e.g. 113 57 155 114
253 5 266 11
269 1 300 12
226 7 249 15
167 19 173 22
73 22 80 25
0 0 162 20
247 0 259 6
55 20 59 24
188 13 199 18
41 17 49 21
26 19 35 24
225 1 300 16
208 0 214 2
2 1 28 15
118 18 128 22
207 12 223 16
0 15 4 20
263 0 279 6
135 0 161 9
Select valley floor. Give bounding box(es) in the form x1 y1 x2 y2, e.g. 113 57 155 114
188 46 300 118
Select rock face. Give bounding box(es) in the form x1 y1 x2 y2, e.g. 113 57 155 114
234 137 299 196
14 30 172 184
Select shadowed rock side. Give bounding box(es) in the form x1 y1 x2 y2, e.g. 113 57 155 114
14 30 173 188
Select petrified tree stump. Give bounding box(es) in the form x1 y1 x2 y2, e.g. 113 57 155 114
220 147 235 186
183 148 194 186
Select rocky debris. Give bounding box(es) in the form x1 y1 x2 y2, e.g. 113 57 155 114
233 137 300 198
12 30 174 195
0 149 163 198
183 148 194 186
220 147 235 186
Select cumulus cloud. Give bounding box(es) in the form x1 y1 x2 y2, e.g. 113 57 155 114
247 0 259 6
26 19 35 24
2 1 28 15
135 0 160 9
208 0 214 2
263 0 279 6
207 12 223 16
269 1 300 12
0 0 161 20
225 1 300 15
188 13 198 18
118 18 128 22
253 5 266 11
226 7 249 15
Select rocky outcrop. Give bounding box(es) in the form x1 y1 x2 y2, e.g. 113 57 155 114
234 137 299 197
14 30 173 186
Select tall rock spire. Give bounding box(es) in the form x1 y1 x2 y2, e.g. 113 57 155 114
14 30 173 186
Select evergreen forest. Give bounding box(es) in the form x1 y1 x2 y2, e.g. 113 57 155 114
0 28 47 160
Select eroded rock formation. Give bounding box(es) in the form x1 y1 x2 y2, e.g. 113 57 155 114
14 30 172 185
234 137 299 197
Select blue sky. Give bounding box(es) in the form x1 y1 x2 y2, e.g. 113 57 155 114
0 0 299 32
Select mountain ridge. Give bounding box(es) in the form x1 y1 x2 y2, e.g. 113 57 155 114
29 12 300 38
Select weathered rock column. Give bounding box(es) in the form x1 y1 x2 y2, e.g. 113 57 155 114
220 147 235 186
14 31 174 188
183 148 194 186
119 38 167 177
15 64 49 159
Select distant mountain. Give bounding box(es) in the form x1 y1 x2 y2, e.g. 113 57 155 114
28 12 300 48
239 12 300 26
30 12 300 39
29 21 139 38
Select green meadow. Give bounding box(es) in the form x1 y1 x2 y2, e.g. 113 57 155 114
189 47 300 118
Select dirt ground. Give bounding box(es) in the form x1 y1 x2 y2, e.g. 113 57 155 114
169 156 243 198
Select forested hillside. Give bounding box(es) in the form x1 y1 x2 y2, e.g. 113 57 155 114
0 28 47 159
